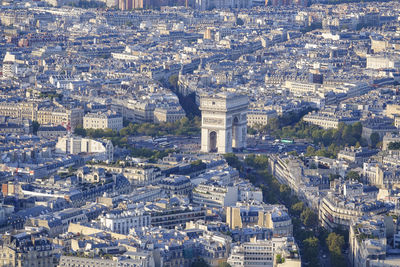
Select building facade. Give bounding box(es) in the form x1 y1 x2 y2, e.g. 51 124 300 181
227 237 300 267
247 109 277 127
55 136 114 162
100 209 151 235
0 232 55 267
83 112 123 131
200 92 249 153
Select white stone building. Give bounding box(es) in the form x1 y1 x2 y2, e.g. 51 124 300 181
193 183 238 208
227 237 300 267
83 111 123 131
247 109 277 128
100 209 151 235
367 54 400 70
153 105 185 123
55 135 114 162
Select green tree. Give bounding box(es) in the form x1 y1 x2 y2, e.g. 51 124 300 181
352 122 362 139
168 74 179 90
346 171 361 182
388 142 400 150
247 127 257 135
312 130 323 142
300 208 318 228
264 115 365 157
32 121 40 135
303 237 320 266
291 202 305 216
342 124 354 145
266 117 279 132
244 154 256 165
119 127 130 137
254 155 269 168
326 232 346 267
322 131 333 146
329 173 341 182
276 254 284 264
370 132 380 148
224 153 243 172
326 232 345 254
190 258 210 267
306 146 316 156
279 184 291 202
77 117 201 146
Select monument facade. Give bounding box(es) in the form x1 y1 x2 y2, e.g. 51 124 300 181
200 92 249 153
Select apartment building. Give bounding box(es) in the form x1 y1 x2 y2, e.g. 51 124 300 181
363 162 400 189
337 147 378 166
382 133 400 150
193 183 238 208
92 164 163 186
37 107 84 130
226 204 293 237
153 106 185 123
303 110 359 129
0 102 83 130
148 204 206 229
159 175 192 197
83 111 123 131
319 192 391 231
59 252 154 267
0 231 55 267
227 237 300 267
367 54 400 70
284 80 320 96
362 118 398 145
247 109 277 127
349 216 387 267
100 209 151 235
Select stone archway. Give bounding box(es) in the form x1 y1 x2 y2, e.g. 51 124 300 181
232 116 239 148
209 131 217 152
200 93 248 153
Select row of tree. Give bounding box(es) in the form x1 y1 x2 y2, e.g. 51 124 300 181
73 118 201 160
388 141 400 150
273 120 365 148
74 117 201 147
326 232 346 266
258 107 315 135
254 107 367 146
130 147 174 162
120 117 201 137
256 108 385 157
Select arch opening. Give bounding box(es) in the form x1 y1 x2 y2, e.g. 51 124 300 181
209 131 217 152
232 116 239 148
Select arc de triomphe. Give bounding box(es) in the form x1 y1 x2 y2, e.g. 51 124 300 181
200 92 249 153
